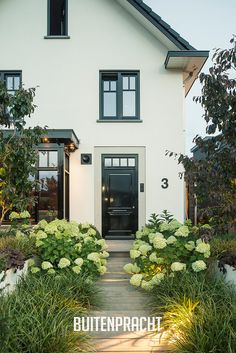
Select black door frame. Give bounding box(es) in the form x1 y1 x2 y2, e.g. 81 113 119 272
101 154 138 238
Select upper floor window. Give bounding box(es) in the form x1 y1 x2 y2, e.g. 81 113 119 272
48 0 68 36
100 71 140 120
0 71 21 95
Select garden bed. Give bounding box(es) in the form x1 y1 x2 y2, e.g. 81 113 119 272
0 218 108 353
123 212 236 353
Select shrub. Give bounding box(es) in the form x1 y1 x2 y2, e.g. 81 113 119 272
0 271 99 353
150 272 236 353
210 237 236 259
0 233 36 272
124 213 211 290
29 219 109 277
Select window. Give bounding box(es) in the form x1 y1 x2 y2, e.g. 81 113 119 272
33 144 70 222
104 157 136 168
48 0 68 36
0 71 21 95
100 71 140 120
0 71 21 117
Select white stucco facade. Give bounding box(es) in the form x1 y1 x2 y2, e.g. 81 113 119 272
0 0 198 234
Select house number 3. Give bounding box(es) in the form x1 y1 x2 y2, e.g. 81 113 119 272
161 178 169 189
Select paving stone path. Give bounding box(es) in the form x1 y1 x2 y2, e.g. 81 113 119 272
90 240 172 353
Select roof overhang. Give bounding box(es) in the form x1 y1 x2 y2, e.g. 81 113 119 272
165 50 209 96
2 129 80 150
41 129 80 149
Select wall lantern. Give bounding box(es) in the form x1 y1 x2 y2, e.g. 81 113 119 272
68 143 76 152
81 153 92 165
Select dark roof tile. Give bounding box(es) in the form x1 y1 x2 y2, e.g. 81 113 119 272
127 0 196 50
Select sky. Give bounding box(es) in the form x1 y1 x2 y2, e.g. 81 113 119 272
144 0 236 154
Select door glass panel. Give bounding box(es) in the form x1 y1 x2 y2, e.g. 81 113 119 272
38 171 58 220
104 158 112 167
109 174 132 207
112 158 119 167
39 151 48 167
104 92 117 117
49 151 58 167
123 91 136 116
128 158 135 167
120 158 127 167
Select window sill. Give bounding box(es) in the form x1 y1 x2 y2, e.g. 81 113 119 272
97 119 143 123
44 35 70 39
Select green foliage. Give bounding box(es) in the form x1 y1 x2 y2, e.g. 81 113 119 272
210 237 236 259
0 80 36 129
175 37 236 231
0 233 36 272
0 79 45 224
0 247 25 273
124 212 211 290
0 271 99 353
30 219 109 277
147 210 174 231
0 127 44 223
150 273 236 353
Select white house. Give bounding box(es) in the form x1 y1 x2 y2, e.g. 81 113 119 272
0 0 208 238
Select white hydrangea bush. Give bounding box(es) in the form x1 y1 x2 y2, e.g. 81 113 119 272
29 219 109 277
124 215 211 290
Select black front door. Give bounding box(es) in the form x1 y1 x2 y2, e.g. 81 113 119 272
102 155 138 238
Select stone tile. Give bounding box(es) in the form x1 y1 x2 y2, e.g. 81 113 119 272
92 251 170 352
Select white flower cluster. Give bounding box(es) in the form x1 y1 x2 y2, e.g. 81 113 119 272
185 241 195 251
123 263 140 274
192 260 207 272
153 236 167 249
195 240 210 258
174 226 189 237
124 215 212 290
29 219 108 276
130 272 165 291
170 262 186 272
9 210 31 220
130 249 141 259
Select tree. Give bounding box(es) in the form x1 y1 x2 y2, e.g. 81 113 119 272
170 37 236 231
0 81 44 224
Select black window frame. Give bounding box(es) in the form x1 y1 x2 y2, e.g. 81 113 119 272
47 0 68 37
0 71 22 92
100 71 140 121
34 144 65 223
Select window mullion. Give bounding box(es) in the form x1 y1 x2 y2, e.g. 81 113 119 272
117 73 122 119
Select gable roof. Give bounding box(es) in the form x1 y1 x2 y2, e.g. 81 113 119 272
127 0 196 50
122 0 209 96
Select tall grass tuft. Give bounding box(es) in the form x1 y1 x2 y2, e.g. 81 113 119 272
0 271 101 353
150 272 236 353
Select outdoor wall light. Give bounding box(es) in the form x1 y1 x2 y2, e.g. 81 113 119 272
42 137 49 143
68 143 76 152
81 153 92 165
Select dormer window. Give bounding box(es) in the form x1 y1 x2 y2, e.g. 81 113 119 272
48 0 68 36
